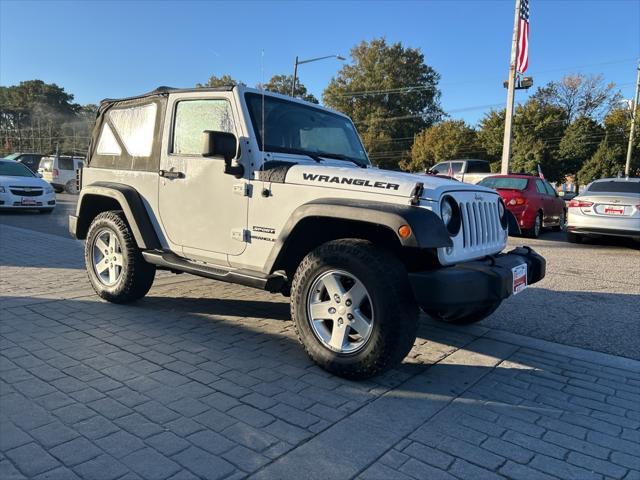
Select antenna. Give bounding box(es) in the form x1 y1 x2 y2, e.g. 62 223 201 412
261 49 266 154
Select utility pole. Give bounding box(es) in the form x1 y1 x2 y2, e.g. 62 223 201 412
625 62 640 177
501 0 522 175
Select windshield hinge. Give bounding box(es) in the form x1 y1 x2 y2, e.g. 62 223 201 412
410 182 424 206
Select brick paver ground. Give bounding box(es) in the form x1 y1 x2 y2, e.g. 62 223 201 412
1 224 639 480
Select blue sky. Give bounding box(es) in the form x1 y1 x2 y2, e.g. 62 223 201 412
1 0 638 125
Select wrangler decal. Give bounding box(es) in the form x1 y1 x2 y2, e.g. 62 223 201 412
302 173 400 191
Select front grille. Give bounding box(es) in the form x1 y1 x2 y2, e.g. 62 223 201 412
10 187 44 197
460 200 501 248
438 191 506 265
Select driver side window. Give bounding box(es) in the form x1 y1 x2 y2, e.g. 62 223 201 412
172 99 235 155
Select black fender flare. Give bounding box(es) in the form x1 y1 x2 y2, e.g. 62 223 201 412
73 182 161 249
265 198 452 273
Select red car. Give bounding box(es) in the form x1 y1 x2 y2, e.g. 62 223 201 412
478 174 566 238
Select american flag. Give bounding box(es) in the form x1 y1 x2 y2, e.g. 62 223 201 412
537 164 544 180
517 0 530 73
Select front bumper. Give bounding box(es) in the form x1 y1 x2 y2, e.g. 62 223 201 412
409 246 545 313
0 193 56 210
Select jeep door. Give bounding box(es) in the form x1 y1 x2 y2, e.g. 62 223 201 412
158 92 248 260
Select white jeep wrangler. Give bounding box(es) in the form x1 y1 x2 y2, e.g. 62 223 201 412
70 85 545 379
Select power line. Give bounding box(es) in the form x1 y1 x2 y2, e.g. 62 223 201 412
329 58 638 98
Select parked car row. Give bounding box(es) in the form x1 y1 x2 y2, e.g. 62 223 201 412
0 153 85 213
0 159 56 213
476 174 639 243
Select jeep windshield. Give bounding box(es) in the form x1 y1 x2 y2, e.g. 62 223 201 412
245 93 369 167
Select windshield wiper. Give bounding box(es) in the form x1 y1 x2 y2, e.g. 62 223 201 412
313 152 367 168
267 147 323 163
266 147 367 168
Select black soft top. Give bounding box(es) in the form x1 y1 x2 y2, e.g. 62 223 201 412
100 85 235 106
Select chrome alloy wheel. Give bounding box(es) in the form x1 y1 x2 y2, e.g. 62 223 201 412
534 214 542 237
307 269 374 354
91 229 124 286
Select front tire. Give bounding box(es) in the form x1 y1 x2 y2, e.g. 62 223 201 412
423 302 501 325
85 211 156 303
291 239 418 379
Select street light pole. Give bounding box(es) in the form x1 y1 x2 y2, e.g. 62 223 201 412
291 56 299 97
501 0 522 175
625 62 640 177
291 54 345 98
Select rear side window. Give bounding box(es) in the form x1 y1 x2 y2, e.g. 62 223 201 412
478 177 528 190
109 103 157 157
40 158 53 171
172 99 235 155
466 161 491 173
587 181 640 194
544 182 557 196
535 179 547 194
58 157 74 170
96 124 122 156
90 98 164 172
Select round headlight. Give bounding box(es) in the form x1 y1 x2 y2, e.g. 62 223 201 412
440 196 461 236
498 198 508 228
441 199 453 226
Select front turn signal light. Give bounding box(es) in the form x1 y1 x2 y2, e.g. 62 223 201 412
398 225 412 239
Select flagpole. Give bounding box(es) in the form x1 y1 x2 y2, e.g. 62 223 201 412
501 0 522 175
625 61 639 177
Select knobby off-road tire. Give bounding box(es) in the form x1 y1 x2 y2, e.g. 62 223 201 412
64 179 78 194
291 239 418 379
85 211 156 303
423 301 501 325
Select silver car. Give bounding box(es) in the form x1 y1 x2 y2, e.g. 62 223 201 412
566 177 640 243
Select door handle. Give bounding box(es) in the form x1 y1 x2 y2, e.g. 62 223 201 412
159 169 184 179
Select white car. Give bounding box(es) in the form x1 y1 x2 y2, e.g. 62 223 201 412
38 155 84 193
566 177 640 243
0 159 56 213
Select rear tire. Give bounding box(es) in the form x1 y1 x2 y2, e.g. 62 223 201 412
54 187 63 193
85 211 156 303
524 213 542 238
64 180 78 194
291 239 418 379
567 231 583 244
423 302 501 325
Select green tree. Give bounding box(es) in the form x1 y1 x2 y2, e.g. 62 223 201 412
476 99 567 182
403 120 481 172
257 75 318 103
576 107 640 183
196 74 242 88
323 38 443 169
531 74 621 122
577 142 625 184
558 116 604 178
0 80 83 155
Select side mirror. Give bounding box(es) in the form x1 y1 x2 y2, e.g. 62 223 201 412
202 130 244 178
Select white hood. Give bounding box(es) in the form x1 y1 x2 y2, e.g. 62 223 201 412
279 160 497 200
0 175 51 188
